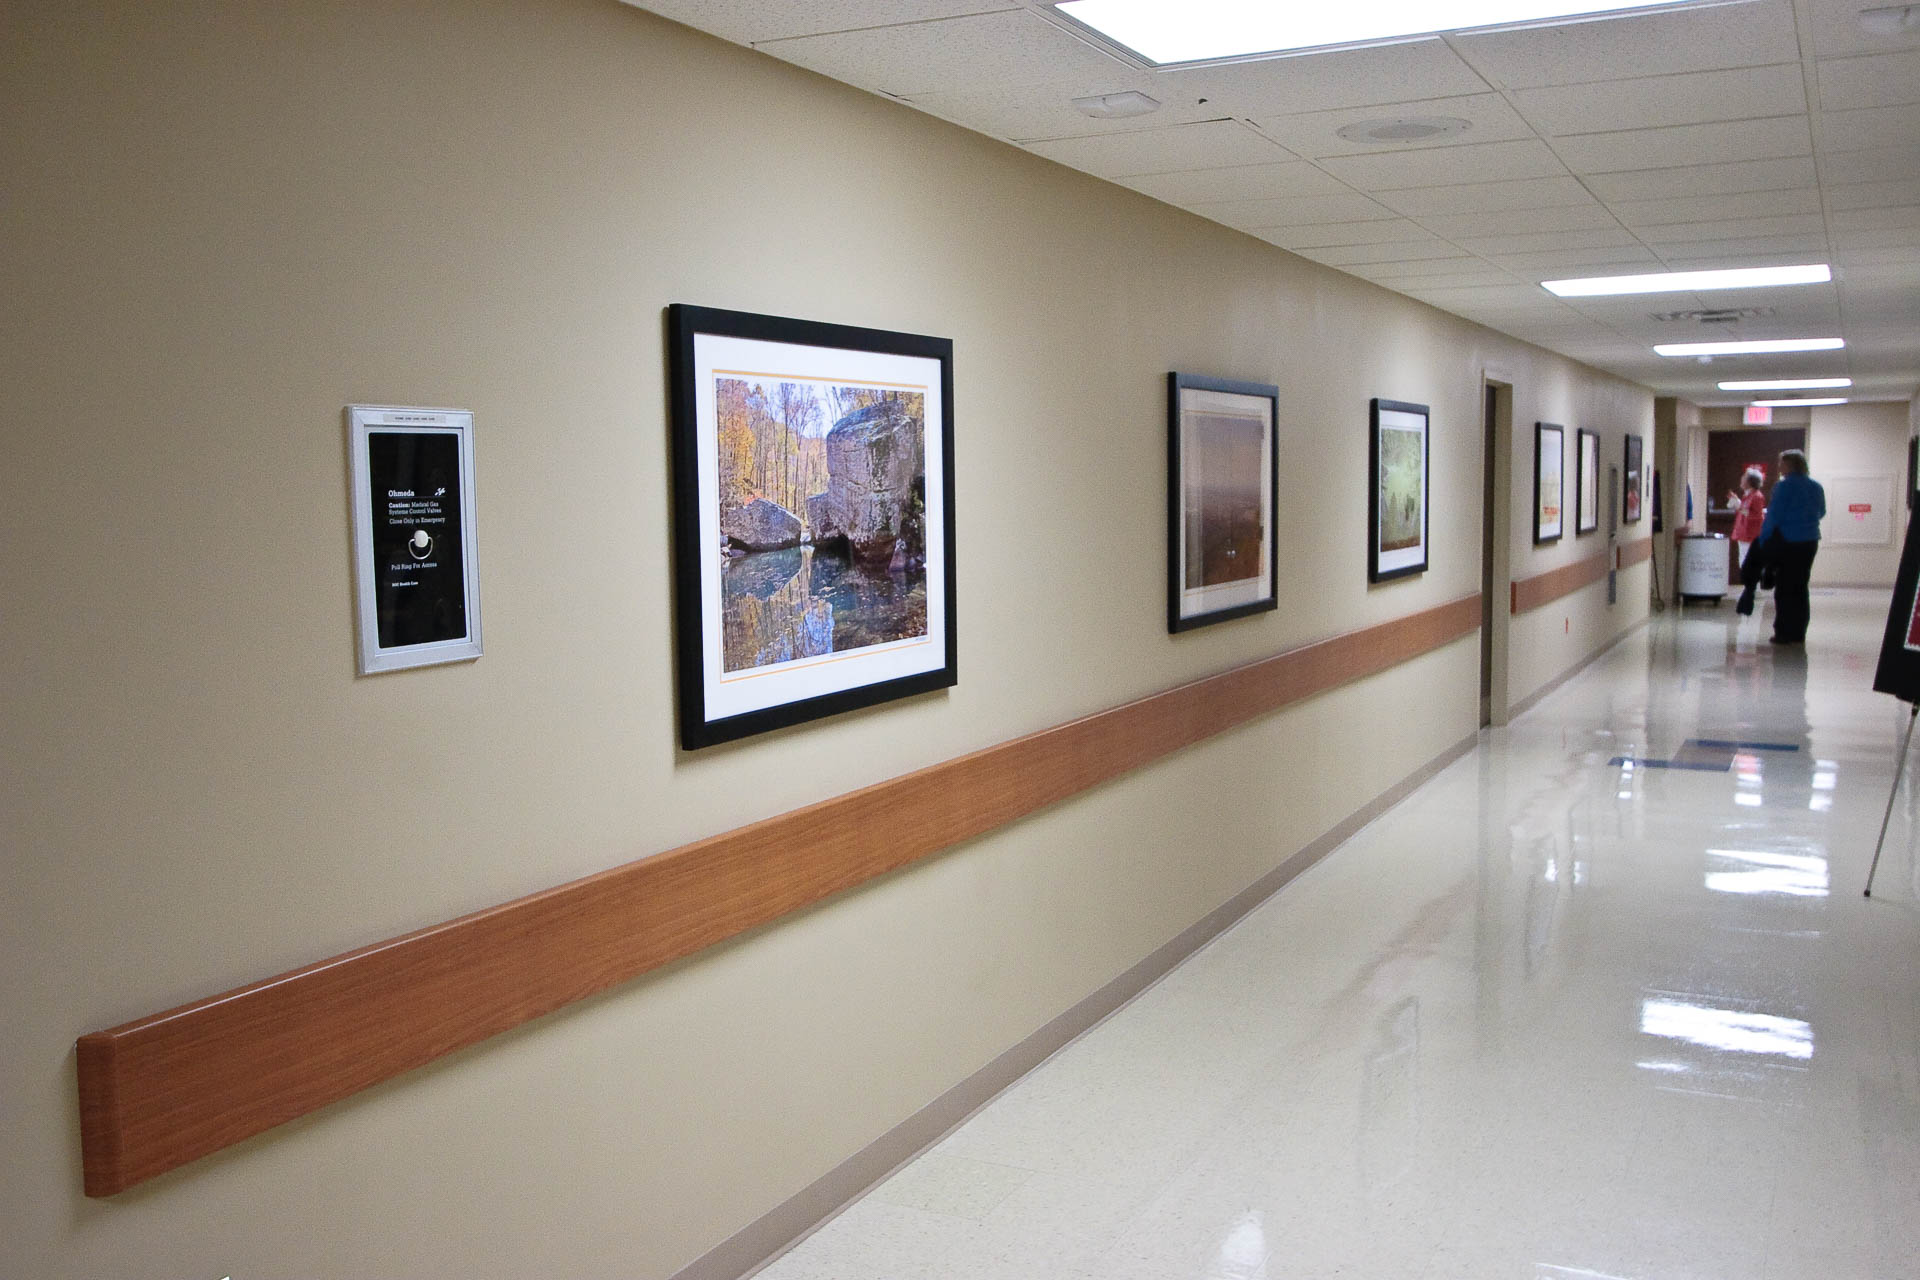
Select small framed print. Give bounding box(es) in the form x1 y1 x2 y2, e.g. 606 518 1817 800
1576 428 1600 534
1168 373 1279 632
1534 422 1565 544
668 304 957 749
1623 433 1644 523
1370 398 1430 582
347 406 483 674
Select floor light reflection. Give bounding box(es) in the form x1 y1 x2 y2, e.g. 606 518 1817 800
1639 996 1813 1060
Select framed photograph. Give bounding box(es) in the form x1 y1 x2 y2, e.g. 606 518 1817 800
1534 422 1565 544
1623 433 1644 524
346 405 482 674
1575 428 1599 534
1369 398 1430 582
1168 373 1279 632
667 304 956 749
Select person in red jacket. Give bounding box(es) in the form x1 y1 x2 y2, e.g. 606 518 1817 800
1729 469 1766 566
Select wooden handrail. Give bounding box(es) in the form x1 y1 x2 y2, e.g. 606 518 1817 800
1511 552 1610 614
77 594 1481 1196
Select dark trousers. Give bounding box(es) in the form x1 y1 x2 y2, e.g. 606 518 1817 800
1769 538 1819 641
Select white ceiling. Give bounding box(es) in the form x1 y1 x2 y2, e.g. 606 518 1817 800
633 0 1920 408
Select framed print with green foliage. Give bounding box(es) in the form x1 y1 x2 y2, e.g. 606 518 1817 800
1534 422 1565 544
1576 428 1600 534
1369 398 1429 582
1168 373 1279 632
667 304 956 749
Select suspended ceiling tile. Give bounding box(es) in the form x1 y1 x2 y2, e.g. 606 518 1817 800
1155 39 1493 118
1318 138 1566 190
1834 225 1920 250
1249 93 1533 159
1417 204 1622 240
1456 227 1644 255
1453 0 1801 90
1659 244 1837 269
1192 192 1401 229
1296 239 1470 266
1831 205 1920 232
1554 116 1812 175
1123 161 1351 203
1804 0 1920 57
1511 63 1806 137
1357 267 1527 290
1373 176 1600 217
1257 219 1432 249
1820 145 1920 185
632 1 1016 45
909 81 1221 141
1583 155 1818 200
1817 103 1920 153
1491 245 1666 272
757 9 1128 97
1825 180 1920 210
1635 213 1827 244
1022 120 1294 177
1608 188 1825 227
1339 253 1520 278
1817 49 1920 111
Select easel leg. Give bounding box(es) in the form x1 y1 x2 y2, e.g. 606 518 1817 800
1866 702 1920 898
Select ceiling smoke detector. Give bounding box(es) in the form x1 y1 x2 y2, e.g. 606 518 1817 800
1334 116 1472 144
1649 307 1778 323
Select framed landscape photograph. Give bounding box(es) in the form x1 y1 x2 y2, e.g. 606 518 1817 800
1623 433 1644 523
1575 428 1599 534
667 304 956 749
1534 422 1565 544
1168 373 1279 632
1370 398 1430 583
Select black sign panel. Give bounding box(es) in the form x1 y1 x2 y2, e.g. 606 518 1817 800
1874 512 1920 704
366 431 468 649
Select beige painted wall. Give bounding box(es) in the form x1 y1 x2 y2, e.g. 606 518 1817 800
1808 401 1910 587
1 1 1649 1276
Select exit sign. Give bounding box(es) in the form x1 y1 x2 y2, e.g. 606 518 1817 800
1744 405 1773 425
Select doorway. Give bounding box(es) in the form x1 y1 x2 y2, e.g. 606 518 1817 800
1706 426 1806 583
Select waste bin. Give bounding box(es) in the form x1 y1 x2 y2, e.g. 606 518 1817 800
1678 533 1731 602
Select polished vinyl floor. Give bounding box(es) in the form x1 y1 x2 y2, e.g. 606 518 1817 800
758 590 1920 1280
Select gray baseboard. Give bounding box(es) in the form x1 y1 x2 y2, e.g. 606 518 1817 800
671 726 1483 1280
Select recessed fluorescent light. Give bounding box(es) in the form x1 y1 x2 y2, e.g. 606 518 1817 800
1055 0 1702 64
1543 264 1830 297
1750 398 1849 407
1654 338 1845 357
1718 378 1852 391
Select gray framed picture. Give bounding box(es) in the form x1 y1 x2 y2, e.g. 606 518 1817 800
1624 433 1644 523
1370 398 1430 582
346 405 483 674
1168 373 1279 632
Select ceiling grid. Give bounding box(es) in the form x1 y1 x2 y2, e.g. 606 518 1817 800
633 0 1919 404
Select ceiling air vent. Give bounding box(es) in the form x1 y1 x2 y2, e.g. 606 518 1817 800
1649 307 1779 324
1334 116 1472 144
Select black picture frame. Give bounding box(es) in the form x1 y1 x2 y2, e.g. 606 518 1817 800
1534 421 1565 545
1907 435 1916 511
1623 433 1644 524
1575 428 1599 534
1167 373 1280 632
1369 398 1430 583
667 304 957 749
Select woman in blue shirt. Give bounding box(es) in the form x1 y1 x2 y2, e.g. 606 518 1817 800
1753 449 1826 644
